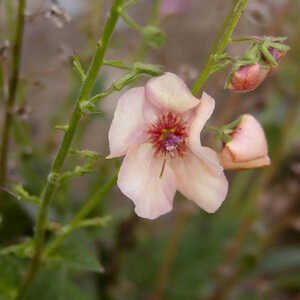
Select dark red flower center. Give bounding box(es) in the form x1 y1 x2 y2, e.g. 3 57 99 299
147 112 188 158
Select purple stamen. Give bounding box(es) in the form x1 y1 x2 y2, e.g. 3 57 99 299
162 133 182 152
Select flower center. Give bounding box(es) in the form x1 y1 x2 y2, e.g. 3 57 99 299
148 112 188 158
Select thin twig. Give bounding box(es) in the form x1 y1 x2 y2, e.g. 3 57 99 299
0 0 26 186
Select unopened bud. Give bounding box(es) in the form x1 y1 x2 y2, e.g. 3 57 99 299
142 26 165 49
227 63 269 92
218 114 271 170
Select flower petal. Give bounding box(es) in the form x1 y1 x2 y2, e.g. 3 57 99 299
118 143 177 219
107 87 147 158
188 92 215 150
145 72 199 113
187 92 223 173
219 147 271 170
226 114 268 162
170 150 228 213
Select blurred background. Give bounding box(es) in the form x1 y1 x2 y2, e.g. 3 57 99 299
0 0 300 299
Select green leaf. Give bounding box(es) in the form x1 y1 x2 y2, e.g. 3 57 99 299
73 54 86 81
24 268 94 300
47 231 103 273
0 256 24 299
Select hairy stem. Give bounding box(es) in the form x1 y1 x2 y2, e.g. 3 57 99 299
0 0 26 186
14 1 123 299
191 0 249 95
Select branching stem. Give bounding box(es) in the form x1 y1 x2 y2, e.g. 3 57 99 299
14 1 124 299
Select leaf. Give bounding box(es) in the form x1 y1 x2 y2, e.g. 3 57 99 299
47 231 103 273
0 256 24 299
73 54 86 81
24 267 94 300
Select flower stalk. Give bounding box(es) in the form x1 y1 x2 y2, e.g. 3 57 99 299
191 0 249 95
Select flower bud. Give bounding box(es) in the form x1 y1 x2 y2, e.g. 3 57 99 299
227 63 269 92
142 26 166 49
219 114 270 170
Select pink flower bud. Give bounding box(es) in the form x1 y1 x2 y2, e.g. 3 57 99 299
228 63 269 92
219 114 271 170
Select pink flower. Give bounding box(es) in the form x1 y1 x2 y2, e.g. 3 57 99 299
107 73 228 219
219 114 271 170
228 63 269 92
159 0 187 18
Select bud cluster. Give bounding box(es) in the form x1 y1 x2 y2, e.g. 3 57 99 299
225 36 290 92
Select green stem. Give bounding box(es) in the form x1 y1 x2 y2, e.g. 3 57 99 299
14 1 123 299
89 86 116 104
0 0 26 186
43 174 117 258
191 0 249 95
230 36 258 42
149 0 161 25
